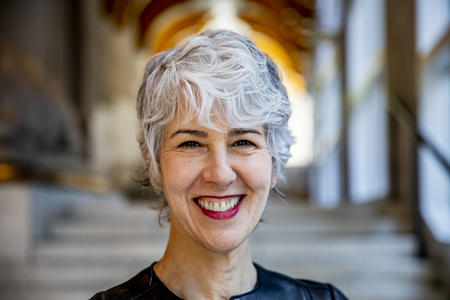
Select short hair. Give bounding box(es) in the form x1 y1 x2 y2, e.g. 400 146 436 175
136 29 294 194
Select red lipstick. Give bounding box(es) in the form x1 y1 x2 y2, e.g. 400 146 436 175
195 195 243 220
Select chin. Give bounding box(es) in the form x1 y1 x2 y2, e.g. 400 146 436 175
201 233 249 255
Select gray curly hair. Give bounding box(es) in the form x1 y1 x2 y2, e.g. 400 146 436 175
136 29 294 195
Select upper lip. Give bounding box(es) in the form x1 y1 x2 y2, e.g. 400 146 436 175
194 194 243 199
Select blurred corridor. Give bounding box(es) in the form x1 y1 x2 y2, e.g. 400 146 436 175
0 0 449 299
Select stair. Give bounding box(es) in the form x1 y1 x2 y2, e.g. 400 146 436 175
0 197 446 300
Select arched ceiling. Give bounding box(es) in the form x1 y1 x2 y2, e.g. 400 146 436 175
103 0 316 91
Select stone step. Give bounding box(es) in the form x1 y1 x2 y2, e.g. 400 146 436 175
0 263 443 300
34 234 417 259
28 252 430 278
71 207 408 223
71 199 409 220
39 232 417 253
0 271 438 293
50 226 415 245
24 246 428 271
0 256 434 284
0 290 95 300
58 200 411 236
51 217 409 241
2 197 442 300
31 243 423 283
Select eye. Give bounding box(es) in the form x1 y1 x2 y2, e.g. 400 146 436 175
233 140 255 147
178 141 202 148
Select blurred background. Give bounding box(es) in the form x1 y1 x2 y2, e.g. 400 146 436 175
0 0 448 299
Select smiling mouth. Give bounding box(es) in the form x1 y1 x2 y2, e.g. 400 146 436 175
194 195 244 212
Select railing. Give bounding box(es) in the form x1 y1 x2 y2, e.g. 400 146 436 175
387 94 450 176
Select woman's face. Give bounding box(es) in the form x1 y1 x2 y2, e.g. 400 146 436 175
159 116 273 254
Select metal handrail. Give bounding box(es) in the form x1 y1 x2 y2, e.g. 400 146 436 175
387 95 450 175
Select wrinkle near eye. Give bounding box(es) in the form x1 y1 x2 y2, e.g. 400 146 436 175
178 141 202 148
233 140 255 147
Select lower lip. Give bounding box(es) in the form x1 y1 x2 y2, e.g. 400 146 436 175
196 197 243 220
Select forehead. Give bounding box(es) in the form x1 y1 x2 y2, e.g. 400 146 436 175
166 92 268 137
165 113 265 135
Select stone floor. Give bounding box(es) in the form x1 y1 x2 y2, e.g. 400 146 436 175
0 196 447 300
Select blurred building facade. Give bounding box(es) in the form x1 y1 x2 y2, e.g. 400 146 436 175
310 0 449 288
310 0 450 284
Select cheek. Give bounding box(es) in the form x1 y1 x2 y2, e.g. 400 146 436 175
161 157 199 194
241 154 273 190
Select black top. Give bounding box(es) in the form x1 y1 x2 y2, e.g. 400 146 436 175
91 262 348 300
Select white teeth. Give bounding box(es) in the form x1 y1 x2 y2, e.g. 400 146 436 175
197 196 241 212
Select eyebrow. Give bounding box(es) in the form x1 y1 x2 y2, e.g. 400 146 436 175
228 128 263 137
169 128 263 139
170 130 208 139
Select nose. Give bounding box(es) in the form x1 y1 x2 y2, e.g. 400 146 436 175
201 148 236 187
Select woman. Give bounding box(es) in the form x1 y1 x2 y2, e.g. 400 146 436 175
91 30 348 300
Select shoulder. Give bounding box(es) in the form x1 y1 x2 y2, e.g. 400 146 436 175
248 264 348 300
89 263 179 300
89 266 152 300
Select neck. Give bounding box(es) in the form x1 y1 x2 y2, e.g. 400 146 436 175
154 218 257 300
